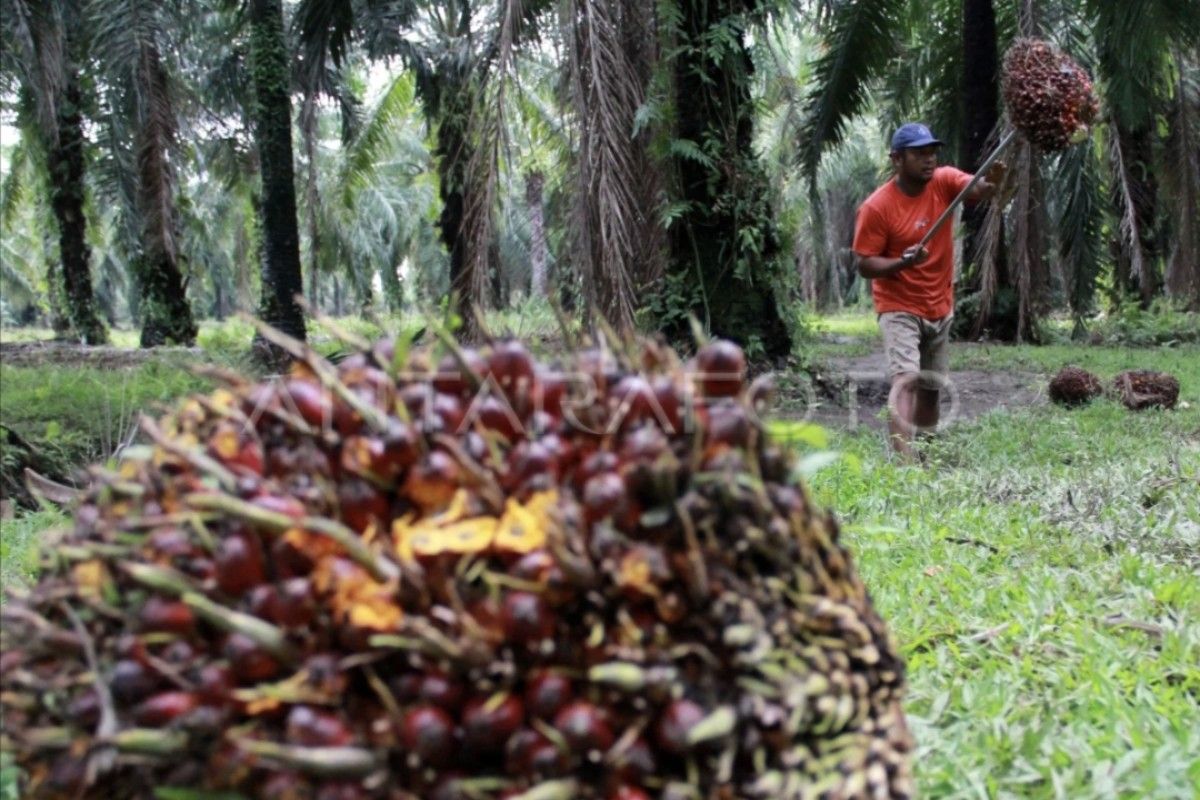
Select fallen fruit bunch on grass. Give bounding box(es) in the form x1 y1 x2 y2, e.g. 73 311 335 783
1002 37 1100 151
1 330 912 800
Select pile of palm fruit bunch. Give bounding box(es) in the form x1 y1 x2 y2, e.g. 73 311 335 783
1 324 913 800
1048 366 1103 407
1113 369 1180 410
1002 37 1100 151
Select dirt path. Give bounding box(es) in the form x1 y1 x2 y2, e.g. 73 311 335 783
795 350 1045 432
0 341 207 369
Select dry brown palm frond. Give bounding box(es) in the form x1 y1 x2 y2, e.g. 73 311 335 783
565 0 650 334
7 0 67 138
970 122 1015 338
135 41 180 274
458 0 525 342
1162 49 1200 307
1107 116 1154 298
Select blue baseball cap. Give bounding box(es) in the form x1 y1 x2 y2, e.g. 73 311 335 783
891 122 944 152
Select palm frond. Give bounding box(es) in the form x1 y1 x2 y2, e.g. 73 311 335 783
1107 117 1150 292
563 0 650 332
1051 137 1106 318
338 71 421 202
797 0 905 186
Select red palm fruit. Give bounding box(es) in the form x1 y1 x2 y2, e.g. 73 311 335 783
133 691 200 726
224 633 281 683
611 374 657 430
510 551 571 606
524 669 574 719
574 451 619 490
196 663 235 704
138 596 196 636
533 369 568 418
462 692 525 753
272 536 315 579
261 772 309 800
287 705 354 747
111 659 159 704
467 596 506 641
285 379 333 427
608 787 652 800
503 727 543 774
501 591 555 644
487 340 537 397
400 705 456 766
379 420 418 472
619 424 669 465
474 394 522 441
274 577 317 628
505 441 556 491
416 672 465 713
703 400 752 449
695 339 746 397
337 478 388 533
553 701 614 754
528 738 569 777
612 736 657 783
214 531 266 597
433 349 487 397
430 392 466 434
652 376 685 433
404 450 460 512
207 422 264 476
582 472 628 524
654 698 705 755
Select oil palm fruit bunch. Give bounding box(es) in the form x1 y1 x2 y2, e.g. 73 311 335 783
1048 366 1103 407
1113 369 1180 410
1002 37 1100 151
1 324 913 800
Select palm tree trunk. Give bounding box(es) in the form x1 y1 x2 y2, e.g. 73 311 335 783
665 0 792 358
249 0 306 351
960 0 1000 269
48 70 107 344
301 92 322 310
525 170 548 298
134 41 198 347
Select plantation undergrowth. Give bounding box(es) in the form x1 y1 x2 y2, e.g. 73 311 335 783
794 334 1199 798
0 315 1196 798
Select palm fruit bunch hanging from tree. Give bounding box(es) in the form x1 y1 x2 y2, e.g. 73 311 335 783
1 325 913 800
1002 37 1100 152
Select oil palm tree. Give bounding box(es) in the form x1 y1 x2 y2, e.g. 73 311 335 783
89 0 199 345
2 0 108 343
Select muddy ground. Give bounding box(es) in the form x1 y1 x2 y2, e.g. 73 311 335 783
793 349 1045 433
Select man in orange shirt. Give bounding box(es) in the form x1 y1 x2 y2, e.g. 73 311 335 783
852 123 1004 460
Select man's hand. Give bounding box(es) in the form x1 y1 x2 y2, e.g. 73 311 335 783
985 160 1008 186
901 245 929 267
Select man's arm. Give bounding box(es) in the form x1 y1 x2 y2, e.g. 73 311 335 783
857 245 928 279
966 160 1008 202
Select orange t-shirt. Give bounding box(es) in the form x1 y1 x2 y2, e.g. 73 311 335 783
852 166 973 319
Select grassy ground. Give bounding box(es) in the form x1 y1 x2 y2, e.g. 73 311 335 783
1 310 1197 797
795 316 1199 798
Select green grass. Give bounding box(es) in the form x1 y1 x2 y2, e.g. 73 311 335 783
798 350 1199 797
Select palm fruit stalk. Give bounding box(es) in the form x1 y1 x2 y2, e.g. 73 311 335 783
1002 37 1100 152
1 328 913 799
1112 369 1180 410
